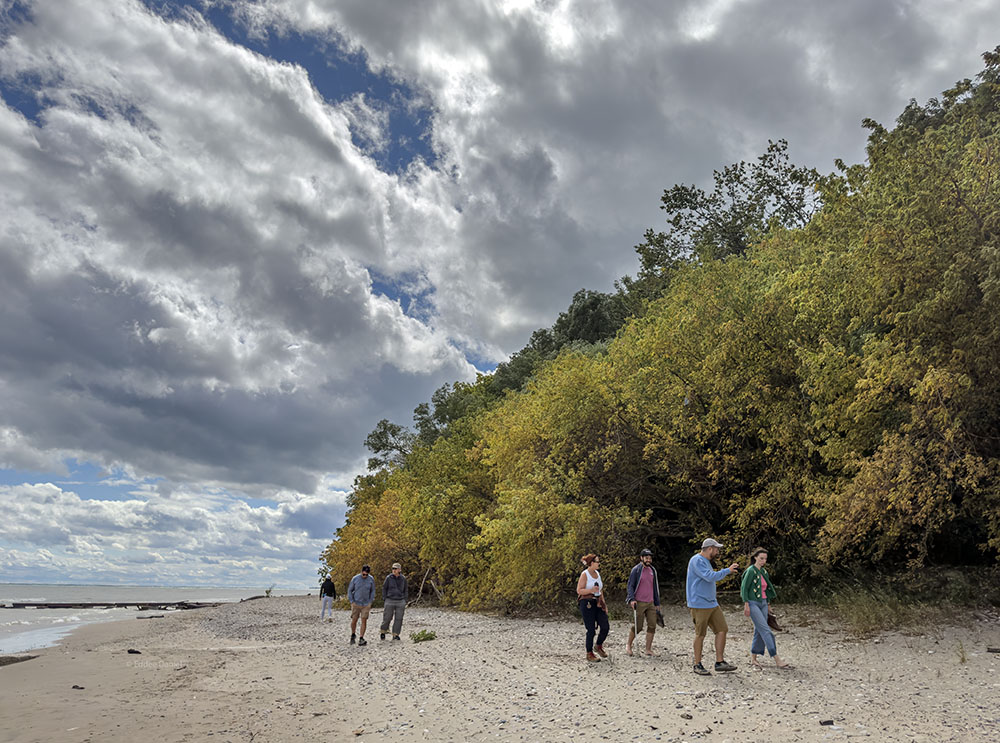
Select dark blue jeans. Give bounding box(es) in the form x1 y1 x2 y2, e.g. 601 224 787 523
579 598 609 652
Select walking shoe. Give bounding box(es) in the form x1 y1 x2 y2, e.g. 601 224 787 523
392 635 401 641
586 652 600 662
594 645 608 658
715 660 737 672
350 634 356 645
358 637 368 647
380 632 386 640
693 662 711 675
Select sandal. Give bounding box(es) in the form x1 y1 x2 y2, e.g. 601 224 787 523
776 662 794 670
750 660 763 671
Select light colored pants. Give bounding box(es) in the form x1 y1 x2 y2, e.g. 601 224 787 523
320 595 334 619
381 599 406 637
748 599 777 656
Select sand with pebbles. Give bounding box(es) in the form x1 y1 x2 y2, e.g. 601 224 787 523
1 595 998 742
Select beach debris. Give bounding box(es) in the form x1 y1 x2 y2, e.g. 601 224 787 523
987 647 999 653
127 649 142 654
352 728 364 735
680 713 693 720
820 720 834 725
0 655 38 667
71 685 85 690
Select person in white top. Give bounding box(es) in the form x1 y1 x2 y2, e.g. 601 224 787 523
576 553 609 662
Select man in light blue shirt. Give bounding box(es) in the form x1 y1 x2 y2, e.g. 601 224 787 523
686 538 740 675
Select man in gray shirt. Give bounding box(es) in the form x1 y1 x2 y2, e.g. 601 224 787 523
347 565 375 646
380 562 408 641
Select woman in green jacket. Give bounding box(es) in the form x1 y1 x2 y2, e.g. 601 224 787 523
740 547 793 670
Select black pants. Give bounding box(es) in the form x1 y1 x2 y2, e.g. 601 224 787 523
579 598 609 652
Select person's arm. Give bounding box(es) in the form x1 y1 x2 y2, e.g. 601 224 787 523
625 565 638 606
740 566 755 602
576 572 593 598
402 576 408 601
347 577 356 605
691 556 735 583
740 567 753 615
383 576 391 599
653 567 661 608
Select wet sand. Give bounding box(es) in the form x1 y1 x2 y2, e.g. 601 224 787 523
1 596 998 742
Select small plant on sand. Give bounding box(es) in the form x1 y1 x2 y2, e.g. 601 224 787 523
410 629 437 643
264 583 275 598
957 641 967 664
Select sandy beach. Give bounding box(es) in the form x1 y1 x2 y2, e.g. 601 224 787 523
1 596 998 742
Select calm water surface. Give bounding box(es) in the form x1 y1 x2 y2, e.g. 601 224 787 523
0 583 310 653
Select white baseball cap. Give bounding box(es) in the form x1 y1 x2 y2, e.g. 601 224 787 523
701 538 724 549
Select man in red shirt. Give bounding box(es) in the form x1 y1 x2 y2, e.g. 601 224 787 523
625 548 661 656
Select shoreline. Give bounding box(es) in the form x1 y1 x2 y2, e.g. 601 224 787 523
1 596 998 742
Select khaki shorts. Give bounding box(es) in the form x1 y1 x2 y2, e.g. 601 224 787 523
689 606 728 637
351 603 371 621
631 601 658 635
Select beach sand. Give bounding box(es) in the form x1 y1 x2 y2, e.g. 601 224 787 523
1 596 998 742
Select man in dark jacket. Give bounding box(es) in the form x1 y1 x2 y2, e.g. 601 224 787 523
320 575 337 621
380 562 408 641
625 548 661 656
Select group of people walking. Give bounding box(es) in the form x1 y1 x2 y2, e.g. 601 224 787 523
577 538 793 673
319 562 409 645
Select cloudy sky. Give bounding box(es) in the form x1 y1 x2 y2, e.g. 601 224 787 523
0 0 995 588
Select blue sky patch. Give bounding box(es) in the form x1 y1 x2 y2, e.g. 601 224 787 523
141 0 436 173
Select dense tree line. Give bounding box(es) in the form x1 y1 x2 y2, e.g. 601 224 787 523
322 51 1000 608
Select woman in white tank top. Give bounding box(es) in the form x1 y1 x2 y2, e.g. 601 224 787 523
576 553 610 662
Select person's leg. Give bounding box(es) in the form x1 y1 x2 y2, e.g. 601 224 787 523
596 608 610 647
707 607 732 668
691 609 709 666
359 606 369 637
350 605 359 635
747 600 773 656
380 602 393 637
714 630 727 662
392 601 405 637
628 603 644 654
693 633 705 665
579 600 597 654
643 604 657 654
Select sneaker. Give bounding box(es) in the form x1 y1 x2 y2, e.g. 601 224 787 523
715 660 737 672
380 633 386 641
392 635 401 641
586 652 600 662
350 634 356 645
358 637 368 647
693 662 711 675
594 645 608 658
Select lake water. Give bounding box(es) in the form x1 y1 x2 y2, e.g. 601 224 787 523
0 583 310 653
